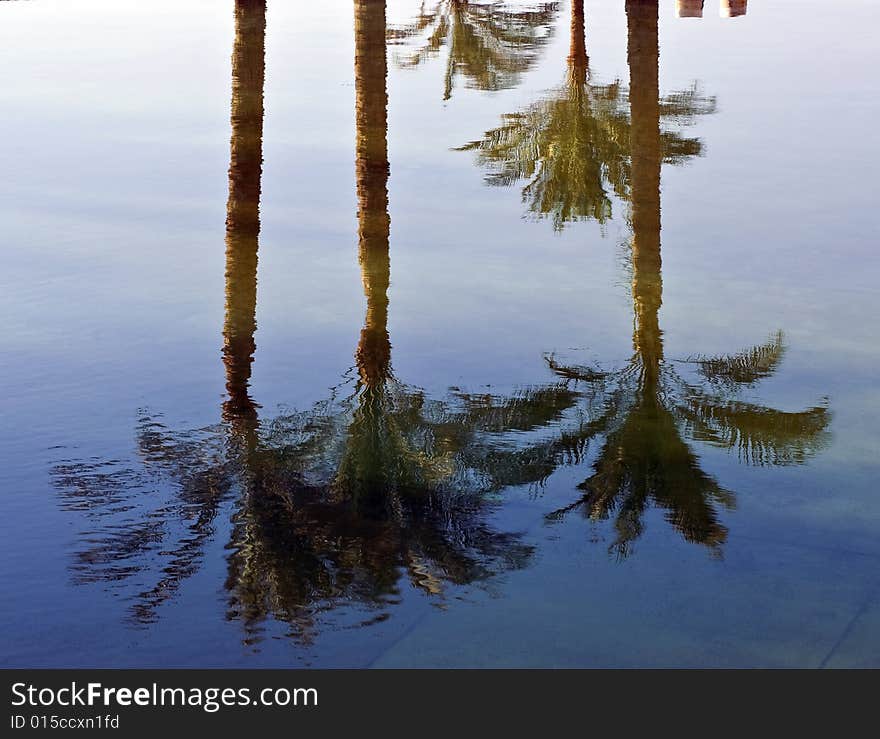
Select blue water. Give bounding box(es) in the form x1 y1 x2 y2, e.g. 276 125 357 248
1 0 878 667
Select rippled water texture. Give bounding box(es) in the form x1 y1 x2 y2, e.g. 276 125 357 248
1 0 878 667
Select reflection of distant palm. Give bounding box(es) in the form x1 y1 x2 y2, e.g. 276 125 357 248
459 0 714 229
388 0 558 100
542 0 829 558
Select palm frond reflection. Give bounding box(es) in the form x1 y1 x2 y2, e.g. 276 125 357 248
388 0 559 100
458 0 715 230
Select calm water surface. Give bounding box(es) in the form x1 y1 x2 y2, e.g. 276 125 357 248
1 0 879 667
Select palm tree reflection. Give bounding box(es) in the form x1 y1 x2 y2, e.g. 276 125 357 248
458 0 715 229
543 0 829 558
387 0 559 100
54 0 270 623
223 0 547 639
54 0 575 640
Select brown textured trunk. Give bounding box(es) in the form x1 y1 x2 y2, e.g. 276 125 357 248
626 0 663 383
222 0 266 427
354 0 392 389
567 0 588 87
720 0 747 18
675 0 704 18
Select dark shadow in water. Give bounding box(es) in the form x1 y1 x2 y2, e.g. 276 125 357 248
387 0 559 100
52 1 829 643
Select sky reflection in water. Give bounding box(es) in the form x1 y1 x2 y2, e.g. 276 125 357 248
1 0 878 667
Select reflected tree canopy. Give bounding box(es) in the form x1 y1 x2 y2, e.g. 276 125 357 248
458 0 715 229
387 0 559 100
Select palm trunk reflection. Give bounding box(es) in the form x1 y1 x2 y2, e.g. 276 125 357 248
628 0 662 379
566 0 587 86
355 0 392 390
223 0 266 439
